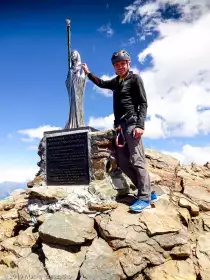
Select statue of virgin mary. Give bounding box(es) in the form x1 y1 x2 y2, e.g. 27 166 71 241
65 50 86 129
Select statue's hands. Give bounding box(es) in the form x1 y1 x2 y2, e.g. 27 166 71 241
82 63 90 75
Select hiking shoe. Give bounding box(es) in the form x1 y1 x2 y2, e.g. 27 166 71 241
151 191 158 202
134 191 158 202
129 199 151 212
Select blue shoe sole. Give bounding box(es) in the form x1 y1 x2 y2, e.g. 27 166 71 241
129 204 151 212
151 197 159 202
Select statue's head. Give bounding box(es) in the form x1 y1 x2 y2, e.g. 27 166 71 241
71 50 81 66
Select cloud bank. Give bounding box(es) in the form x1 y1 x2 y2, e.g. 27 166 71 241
88 0 210 164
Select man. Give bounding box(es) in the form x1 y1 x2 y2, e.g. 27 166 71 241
82 50 157 212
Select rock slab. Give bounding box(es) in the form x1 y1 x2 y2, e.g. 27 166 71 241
80 238 125 280
42 242 87 280
39 211 97 245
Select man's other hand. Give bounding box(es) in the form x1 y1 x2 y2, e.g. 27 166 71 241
133 127 144 138
82 63 90 75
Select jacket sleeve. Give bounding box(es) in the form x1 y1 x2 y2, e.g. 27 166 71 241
87 72 115 90
133 75 148 129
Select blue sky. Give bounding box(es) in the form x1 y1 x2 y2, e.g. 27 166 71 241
0 0 210 183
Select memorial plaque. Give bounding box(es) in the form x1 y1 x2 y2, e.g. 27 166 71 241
46 131 90 185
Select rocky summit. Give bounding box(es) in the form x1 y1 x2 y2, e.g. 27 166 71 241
0 147 210 280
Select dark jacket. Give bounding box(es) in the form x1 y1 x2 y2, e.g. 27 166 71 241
87 71 148 129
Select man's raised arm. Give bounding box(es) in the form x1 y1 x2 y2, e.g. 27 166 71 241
82 63 115 90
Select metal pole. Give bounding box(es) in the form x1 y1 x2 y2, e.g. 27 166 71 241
66 19 71 70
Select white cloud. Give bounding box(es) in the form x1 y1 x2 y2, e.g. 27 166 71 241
18 125 62 141
21 137 35 143
137 2 160 17
122 37 136 46
88 114 114 129
90 1 210 139
97 24 114 37
162 144 210 165
119 0 210 138
144 116 166 139
122 0 210 36
93 74 115 97
0 165 38 183
88 113 168 139
27 145 38 151
128 37 136 45
88 113 210 165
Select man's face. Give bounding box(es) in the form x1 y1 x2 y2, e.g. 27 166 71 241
113 60 130 77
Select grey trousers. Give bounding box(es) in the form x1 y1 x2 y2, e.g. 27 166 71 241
116 124 151 200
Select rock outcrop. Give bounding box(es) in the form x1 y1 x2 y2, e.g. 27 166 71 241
1 143 210 279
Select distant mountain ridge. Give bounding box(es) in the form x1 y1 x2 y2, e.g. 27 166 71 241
0 181 27 200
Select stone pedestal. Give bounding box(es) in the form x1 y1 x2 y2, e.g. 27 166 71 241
37 128 116 186
90 129 115 180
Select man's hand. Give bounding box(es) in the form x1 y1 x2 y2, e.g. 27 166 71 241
82 63 90 75
133 127 144 138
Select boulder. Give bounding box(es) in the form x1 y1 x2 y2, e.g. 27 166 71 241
179 197 199 216
140 208 182 236
27 186 68 200
18 207 32 226
196 232 210 279
0 220 17 242
116 244 165 278
0 226 39 268
95 203 143 242
0 265 18 279
144 259 196 280
1 208 18 220
80 238 125 280
177 164 210 189
0 236 32 258
0 250 17 267
200 212 210 231
170 243 191 258
88 201 118 211
15 252 49 280
145 148 179 187
133 275 145 280
37 213 52 224
14 196 28 210
0 196 15 211
149 172 162 184
2 143 210 280
178 208 191 225
153 228 189 249
88 178 118 200
184 185 210 211
39 211 97 245
14 226 38 248
92 158 108 180
90 129 114 180
42 242 87 280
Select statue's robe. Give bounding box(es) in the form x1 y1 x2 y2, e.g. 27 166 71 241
65 64 86 129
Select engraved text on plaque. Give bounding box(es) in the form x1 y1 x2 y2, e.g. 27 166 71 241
46 132 89 185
